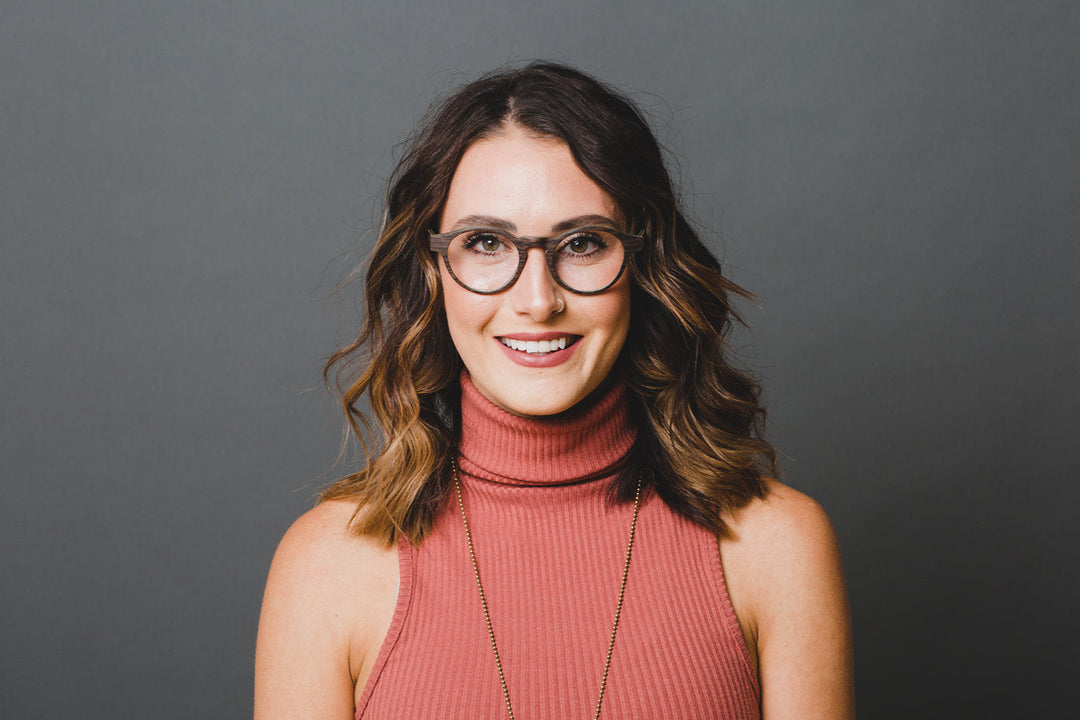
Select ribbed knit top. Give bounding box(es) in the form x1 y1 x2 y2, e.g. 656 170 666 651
355 373 760 719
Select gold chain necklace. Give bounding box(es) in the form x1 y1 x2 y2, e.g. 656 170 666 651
453 460 643 720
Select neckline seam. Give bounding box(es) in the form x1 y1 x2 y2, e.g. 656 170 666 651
457 454 632 488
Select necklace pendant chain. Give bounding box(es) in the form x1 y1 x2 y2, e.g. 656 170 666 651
453 460 643 720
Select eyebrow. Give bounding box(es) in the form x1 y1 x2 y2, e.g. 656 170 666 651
551 215 619 232
447 214 619 234
449 215 517 232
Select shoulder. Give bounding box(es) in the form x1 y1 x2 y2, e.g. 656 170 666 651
720 480 854 718
723 479 843 577
270 499 397 580
255 500 399 719
262 499 399 642
721 479 847 638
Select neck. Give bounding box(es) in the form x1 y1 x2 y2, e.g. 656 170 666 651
457 370 637 486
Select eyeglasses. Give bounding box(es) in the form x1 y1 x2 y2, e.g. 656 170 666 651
429 226 645 295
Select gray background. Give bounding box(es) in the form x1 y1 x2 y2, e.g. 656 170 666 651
2 1 1076 718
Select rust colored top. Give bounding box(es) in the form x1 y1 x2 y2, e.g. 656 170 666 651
355 373 760 719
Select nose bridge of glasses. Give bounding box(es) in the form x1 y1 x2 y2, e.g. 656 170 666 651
513 234 553 251
515 234 564 281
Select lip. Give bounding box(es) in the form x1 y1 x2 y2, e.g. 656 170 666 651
498 332 576 341
494 334 581 368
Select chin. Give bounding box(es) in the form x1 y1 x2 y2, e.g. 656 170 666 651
499 394 578 418
491 377 608 418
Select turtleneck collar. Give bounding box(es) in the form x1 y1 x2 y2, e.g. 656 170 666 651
457 371 637 486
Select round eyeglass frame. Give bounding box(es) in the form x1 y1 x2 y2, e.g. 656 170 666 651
429 225 646 295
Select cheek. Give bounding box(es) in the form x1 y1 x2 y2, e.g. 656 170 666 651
440 283 464 334
440 265 493 349
593 284 633 357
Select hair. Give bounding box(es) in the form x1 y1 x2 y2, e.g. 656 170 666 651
321 61 777 544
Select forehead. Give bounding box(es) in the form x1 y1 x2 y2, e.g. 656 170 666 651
438 127 617 233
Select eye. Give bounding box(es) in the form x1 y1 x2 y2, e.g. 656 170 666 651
461 231 512 255
558 231 609 257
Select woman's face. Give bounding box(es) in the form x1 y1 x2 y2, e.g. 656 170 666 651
437 125 632 416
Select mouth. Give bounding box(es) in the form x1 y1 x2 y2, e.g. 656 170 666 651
498 335 581 355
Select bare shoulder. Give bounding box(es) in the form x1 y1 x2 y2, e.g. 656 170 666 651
272 499 397 580
255 500 399 720
720 480 854 719
721 479 847 637
724 479 843 569
263 499 399 650
264 500 398 616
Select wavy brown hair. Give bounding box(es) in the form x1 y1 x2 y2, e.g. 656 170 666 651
321 62 777 544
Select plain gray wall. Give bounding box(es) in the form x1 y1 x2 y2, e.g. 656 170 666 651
2 1 1076 717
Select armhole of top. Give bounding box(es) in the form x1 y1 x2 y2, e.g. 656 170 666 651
354 535 415 719
707 533 761 699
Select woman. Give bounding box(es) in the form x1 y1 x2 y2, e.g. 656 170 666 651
255 62 853 719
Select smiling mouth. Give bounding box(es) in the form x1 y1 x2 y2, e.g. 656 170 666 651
498 336 580 355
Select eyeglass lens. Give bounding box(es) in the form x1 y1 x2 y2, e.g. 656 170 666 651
445 229 627 293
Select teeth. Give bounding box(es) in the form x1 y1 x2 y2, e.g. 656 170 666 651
500 337 571 354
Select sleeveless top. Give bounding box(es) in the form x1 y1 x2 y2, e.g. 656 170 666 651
355 374 760 719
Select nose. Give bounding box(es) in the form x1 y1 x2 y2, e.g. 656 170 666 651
509 248 562 320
